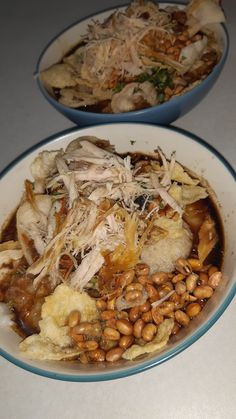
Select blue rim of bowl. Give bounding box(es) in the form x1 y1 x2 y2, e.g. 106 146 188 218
0 122 235 382
35 1 229 119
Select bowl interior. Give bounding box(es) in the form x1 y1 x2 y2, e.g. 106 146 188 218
0 123 235 381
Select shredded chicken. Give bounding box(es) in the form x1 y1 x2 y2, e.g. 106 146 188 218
4 136 212 290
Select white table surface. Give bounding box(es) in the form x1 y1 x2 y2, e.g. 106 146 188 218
0 1 235 418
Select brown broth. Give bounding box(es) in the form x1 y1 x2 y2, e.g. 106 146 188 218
184 197 224 268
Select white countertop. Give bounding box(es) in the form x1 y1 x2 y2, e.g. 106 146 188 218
0 1 235 418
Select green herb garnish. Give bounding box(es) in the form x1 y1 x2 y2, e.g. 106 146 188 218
137 67 173 102
113 82 125 93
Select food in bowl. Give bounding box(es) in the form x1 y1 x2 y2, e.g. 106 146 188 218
0 135 224 364
40 0 226 114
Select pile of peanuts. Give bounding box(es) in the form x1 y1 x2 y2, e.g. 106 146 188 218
67 258 222 364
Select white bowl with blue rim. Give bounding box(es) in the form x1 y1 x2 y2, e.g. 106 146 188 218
0 122 235 381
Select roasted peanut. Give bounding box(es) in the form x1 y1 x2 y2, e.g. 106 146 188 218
88 348 106 362
193 285 213 299
172 273 185 284
129 306 140 322
142 323 157 342
157 282 174 298
186 273 198 292
175 281 186 295
175 310 190 327
80 352 89 364
68 310 81 328
106 347 124 362
119 335 134 349
72 322 92 335
208 266 218 277
125 290 143 303
158 301 175 316
99 338 117 351
141 310 153 322
118 270 135 286
170 293 185 310
126 283 143 292
182 292 197 302
171 322 181 335
133 318 145 338
187 258 203 271
105 318 117 329
145 283 159 302
139 301 151 313
103 327 120 341
186 302 202 317
151 272 169 285
116 319 133 336
107 298 116 310
151 307 164 325
137 275 153 285
208 271 222 289
73 322 102 337
175 258 192 275
135 263 150 276
96 299 107 311
116 310 129 320
100 310 117 320
70 331 84 343
77 340 99 351
166 312 175 319
199 272 209 286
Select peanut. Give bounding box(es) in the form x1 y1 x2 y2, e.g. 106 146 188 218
96 299 107 311
175 310 190 327
106 347 124 362
158 301 175 316
175 281 186 295
129 306 140 322
116 319 133 336
151 272 169 285
103 327 120 341
175 258 192 275
68 310 81 328
151 307 164 325
208 271 222 289
186 273 198 292
193 285 213 299
88 349 106 362
133 318 145 338
186 302 202 317
135 263 150 276
142 323 157 342
119 335 134 349
141 310 153 322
